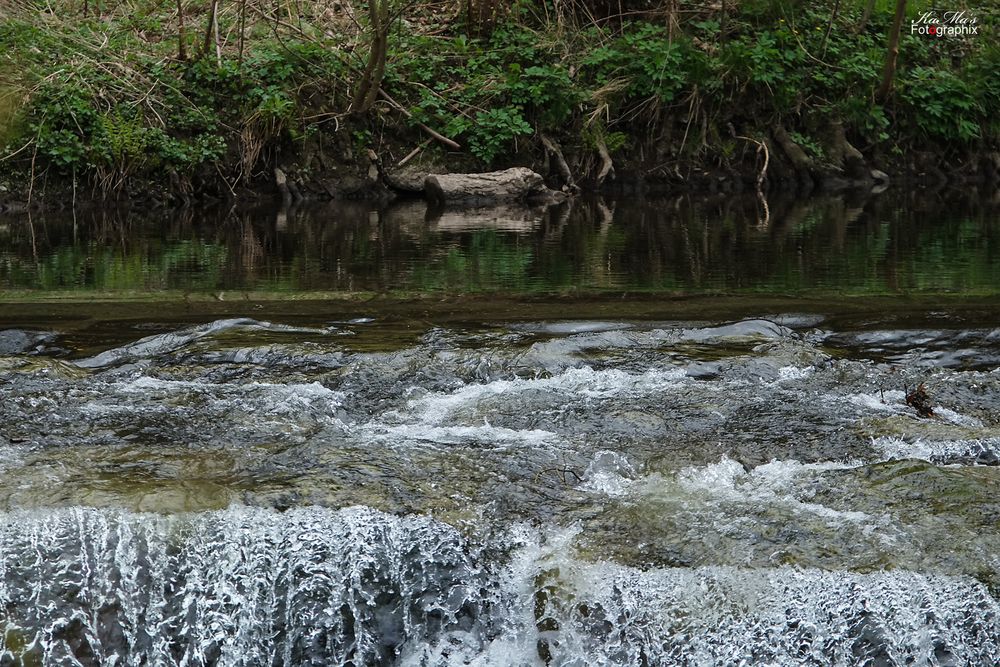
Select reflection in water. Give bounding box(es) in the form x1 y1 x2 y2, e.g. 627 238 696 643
1 191 999 294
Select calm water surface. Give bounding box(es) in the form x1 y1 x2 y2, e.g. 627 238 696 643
2 191 999 295
0 192 999 665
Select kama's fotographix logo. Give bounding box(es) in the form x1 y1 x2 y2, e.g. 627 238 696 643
911 9 980 37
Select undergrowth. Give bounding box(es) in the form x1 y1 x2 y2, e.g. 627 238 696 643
0 0 996 197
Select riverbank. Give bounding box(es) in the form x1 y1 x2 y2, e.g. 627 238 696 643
0 1 997 206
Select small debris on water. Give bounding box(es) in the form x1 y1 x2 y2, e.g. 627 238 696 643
905 383 935 418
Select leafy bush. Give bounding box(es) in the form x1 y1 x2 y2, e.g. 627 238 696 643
580 25 693 104
900 66 982 142
466 108 534 163
2 0 997 186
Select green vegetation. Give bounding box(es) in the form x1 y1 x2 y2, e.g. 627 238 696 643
0 0 996 197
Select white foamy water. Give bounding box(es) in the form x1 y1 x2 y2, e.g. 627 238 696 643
377 423 557 447
0 506 490 666
580 453 883 530
846 390 984 427
576 451 639 497
78 377 345 433
774 364 813 382
1 506 996 667
5 315 1000 666
872 435 1000 463
933 406 983 427
667 457 875 526
402 366 688 424
527 557 1000 666
846 389 908 414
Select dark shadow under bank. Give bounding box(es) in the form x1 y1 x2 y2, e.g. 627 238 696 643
0 137 997 212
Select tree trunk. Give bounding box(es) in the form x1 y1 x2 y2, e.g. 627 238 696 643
855 0 876 33
465 0 501 37
719 0 728 45
237 0 247 65
201 0 218 61
824 120 868 181
820 0 842 57
351 0 390 114
540 134 577 192
876 0 908 103
274 166 292 207
176 0 187 61
424 168 564 206
771 125 813 173
772 124 815 192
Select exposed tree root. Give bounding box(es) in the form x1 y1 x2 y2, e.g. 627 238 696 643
540 133 577 192
594 134 615 188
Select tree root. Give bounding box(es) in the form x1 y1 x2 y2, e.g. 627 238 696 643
594 134 615 188
540 134 578 193
274 166 292 207
730 125 770 225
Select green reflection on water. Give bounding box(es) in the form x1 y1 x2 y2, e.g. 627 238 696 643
1 192 998 295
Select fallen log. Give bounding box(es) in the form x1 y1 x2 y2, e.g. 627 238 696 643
384 165 432 194
424 167 566 206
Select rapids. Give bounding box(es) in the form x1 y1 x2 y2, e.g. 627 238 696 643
1 313 999 665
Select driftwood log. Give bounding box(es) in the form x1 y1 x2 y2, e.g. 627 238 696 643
425 167 566 206
383 165 430 193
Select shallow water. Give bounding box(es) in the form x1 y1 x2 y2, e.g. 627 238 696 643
1 193 1000 665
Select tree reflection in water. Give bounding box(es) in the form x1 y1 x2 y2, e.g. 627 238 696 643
1 189 998 295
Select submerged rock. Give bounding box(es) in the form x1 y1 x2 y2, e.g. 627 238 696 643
0 329 55 355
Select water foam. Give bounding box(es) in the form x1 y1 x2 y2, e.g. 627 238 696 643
403 366 687 425
0 506 491 666
872 435 1000 464
672 457 872 525
531 559 1000 666
0 507 997 666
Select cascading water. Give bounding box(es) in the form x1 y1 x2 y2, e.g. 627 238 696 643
2 315 1000 665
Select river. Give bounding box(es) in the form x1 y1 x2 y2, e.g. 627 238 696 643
1 191 999 665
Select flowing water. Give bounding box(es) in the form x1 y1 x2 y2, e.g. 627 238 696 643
1 192 1000 665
